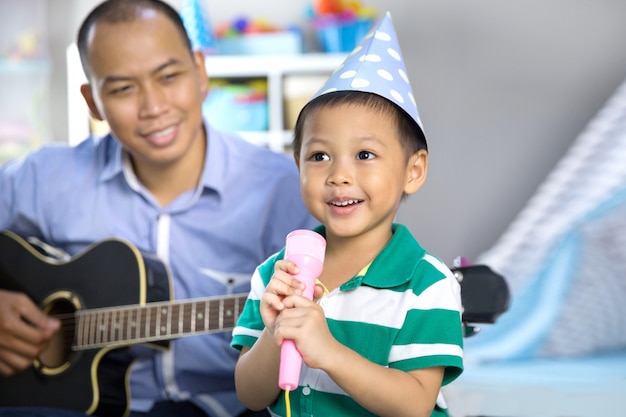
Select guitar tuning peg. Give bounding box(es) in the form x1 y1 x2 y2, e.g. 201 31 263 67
453 269 464 283
452 256 471 268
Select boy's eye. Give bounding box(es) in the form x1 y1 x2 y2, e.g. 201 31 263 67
310 152 329 162
358 151 375 160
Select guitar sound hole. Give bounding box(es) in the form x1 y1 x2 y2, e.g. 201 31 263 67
38 298 77 372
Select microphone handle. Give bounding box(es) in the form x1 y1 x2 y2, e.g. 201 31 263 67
278 265 318 391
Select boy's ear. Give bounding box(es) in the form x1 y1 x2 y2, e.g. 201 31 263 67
80 83 104 121
404 150 428 195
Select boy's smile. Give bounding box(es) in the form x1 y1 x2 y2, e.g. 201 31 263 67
327 197 365 216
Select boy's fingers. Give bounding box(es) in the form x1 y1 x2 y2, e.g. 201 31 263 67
312 285 325 302
275 259 300 275
261 293 284 311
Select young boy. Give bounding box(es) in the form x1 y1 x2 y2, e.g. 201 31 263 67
231 13 464 417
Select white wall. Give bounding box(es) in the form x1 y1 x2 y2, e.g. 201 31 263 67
47 0 626 263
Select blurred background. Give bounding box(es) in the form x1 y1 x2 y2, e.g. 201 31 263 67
2 1 626 415
4 0 626 264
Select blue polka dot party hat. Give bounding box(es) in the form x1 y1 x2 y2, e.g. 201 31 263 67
179 0 217 54
312 12 424 139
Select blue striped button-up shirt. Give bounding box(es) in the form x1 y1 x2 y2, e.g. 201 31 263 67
0 123 318 416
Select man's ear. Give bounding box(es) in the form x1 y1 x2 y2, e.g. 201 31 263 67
404 149 428 195
192 50 209 100
80 83 104 121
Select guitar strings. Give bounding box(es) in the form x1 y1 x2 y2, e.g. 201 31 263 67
47 299 245 347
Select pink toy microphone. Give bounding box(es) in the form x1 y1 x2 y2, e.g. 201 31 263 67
278 229 326 391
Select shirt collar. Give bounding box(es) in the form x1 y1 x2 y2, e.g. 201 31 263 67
99 134 124 182
97 121 226 197
198 123 226 197
313 223 425 290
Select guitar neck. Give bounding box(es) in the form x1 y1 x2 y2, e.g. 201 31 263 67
73 294 248 350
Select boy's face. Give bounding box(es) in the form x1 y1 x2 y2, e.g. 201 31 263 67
80 10 208 172
296 103 427 240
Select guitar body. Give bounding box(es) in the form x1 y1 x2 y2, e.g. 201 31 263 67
0 231 171 416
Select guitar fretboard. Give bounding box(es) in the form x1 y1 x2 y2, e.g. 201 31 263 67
72 294 247 350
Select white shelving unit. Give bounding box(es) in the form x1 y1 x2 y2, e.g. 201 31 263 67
0 0 51 163
66 44 344 152
0 60 51 162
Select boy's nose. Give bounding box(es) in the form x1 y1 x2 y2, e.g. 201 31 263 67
327 160 354 186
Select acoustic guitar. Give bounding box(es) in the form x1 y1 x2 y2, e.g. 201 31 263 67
0 230 509 416
0 230 246 416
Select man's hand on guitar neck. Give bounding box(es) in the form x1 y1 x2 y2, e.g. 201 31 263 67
0 289 60 376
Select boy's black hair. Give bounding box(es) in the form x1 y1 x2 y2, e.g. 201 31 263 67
77 0 193 79
292 91 428 161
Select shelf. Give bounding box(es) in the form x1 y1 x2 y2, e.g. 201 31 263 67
66 44 344 151
0 59 50 73
205 53 344 152
205 53 344 77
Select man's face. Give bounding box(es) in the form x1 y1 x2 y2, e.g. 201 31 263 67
82 9 208 171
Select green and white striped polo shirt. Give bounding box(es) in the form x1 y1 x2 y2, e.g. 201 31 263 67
232 224 464 417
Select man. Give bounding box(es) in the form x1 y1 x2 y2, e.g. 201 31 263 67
0 0 317 416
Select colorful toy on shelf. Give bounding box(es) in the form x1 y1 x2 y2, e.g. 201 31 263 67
179 0 217 54
203 79 268 132
308 0 377 53
313 0 340 15
214 16 285 38
214 16 302 55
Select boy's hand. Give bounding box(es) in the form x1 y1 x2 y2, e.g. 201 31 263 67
260 259 306 332
273 294 337 371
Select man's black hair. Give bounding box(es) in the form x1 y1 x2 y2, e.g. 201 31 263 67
77 0 193 79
